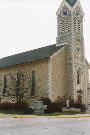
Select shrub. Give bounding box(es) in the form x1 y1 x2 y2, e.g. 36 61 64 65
0 102 28 111
80 104 86 112
24 107 33 114
55 96 63 105
40 96 63 114
40 97 51 114
14 102 28 111
52 103 62 112
44 96 63 114
54 96 63 112
45 103 62 114
0 102 13 110
74 100 82 108
40 97 51 105
69 99 74 108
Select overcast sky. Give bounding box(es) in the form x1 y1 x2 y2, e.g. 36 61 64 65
0 0 89 63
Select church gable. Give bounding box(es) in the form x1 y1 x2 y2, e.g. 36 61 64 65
49 46 67 101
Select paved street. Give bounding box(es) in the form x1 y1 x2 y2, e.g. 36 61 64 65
0 117 90 135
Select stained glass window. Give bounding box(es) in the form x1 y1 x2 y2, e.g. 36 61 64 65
31 70 35 96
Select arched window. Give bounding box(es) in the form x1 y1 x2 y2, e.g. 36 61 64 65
77 71 80 84
31 70 35 96
77 68 82 85
3 75 7 96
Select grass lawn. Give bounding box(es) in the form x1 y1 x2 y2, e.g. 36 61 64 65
0 110 85 115
36 110 85 116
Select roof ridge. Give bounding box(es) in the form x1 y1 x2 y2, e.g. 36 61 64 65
0 44 56 60
0 44 64 68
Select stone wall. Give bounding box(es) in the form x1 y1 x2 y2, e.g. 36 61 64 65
0 59 49 105
49 47 67 102
84 60 90 104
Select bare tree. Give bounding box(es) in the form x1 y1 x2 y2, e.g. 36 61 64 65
14 71 32 103
2 71 32 103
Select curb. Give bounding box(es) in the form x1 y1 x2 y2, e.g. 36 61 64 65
52 116 90 118
13 115 38 118
13 115 90 119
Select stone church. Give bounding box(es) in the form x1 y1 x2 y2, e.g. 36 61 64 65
0 0 89 105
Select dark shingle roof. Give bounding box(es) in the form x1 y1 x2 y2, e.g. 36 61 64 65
0 44 64 68
66 0 77 7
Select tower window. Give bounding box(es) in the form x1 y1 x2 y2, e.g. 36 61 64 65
63 10 68 16
77 71 80 85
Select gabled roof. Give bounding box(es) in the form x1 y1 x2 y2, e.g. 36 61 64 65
0 44 64 68
66 0 77 7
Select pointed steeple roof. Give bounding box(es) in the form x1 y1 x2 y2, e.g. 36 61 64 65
66 0 77 7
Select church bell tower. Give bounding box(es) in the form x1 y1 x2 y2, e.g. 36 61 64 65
56 0 87 104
